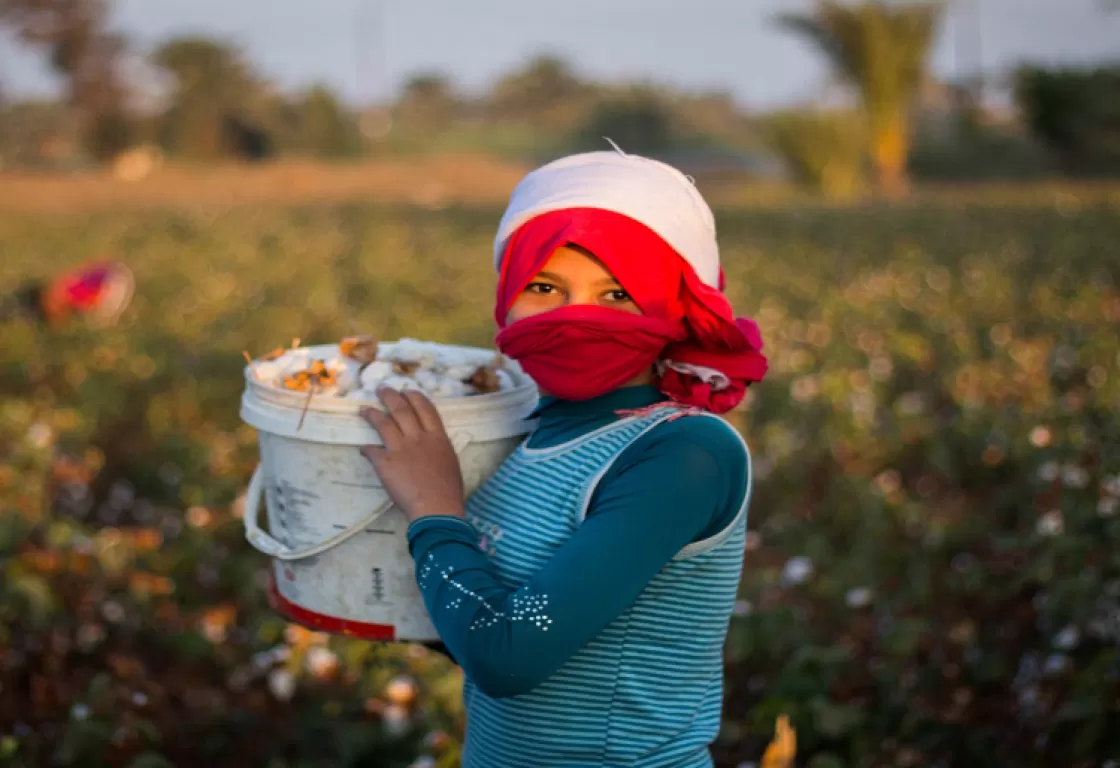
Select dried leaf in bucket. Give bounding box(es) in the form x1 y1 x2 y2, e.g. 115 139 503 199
242 351 260 380
284 361 337 393
314 361 338 387
392 361 420 376
339 335 378 365
467 364 502 394
283 371 312 391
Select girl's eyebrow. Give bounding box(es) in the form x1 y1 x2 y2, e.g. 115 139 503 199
533 271 565 282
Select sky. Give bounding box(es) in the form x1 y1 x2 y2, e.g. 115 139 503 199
1 0 1118 109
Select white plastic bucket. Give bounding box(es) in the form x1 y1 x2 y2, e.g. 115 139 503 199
239 343 538 642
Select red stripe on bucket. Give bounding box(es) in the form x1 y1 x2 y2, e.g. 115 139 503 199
267 572 397 641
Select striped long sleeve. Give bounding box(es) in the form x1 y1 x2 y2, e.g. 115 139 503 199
406 418 747 698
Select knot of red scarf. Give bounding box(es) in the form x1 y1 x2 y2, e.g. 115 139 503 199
494 208 768 414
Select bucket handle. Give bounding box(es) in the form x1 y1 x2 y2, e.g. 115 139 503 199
243 431 473 561
243 466 395 561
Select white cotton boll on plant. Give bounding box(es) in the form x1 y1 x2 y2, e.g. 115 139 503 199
267 669 296 701
1043 654 1070 677
781 556 814 587
1053 625 1080 650
845 587 874 608
305 646 340 679
1037 510 1064 536
382 703 410 736
385 675 418 705
1104 475 1120 497
732 600 752 617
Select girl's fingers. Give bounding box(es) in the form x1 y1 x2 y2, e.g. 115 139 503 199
359 407 402 449
376 387 423 436
402 390 444 432
359 443 386 465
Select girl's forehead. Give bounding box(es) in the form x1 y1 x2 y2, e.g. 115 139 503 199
540 244 613 275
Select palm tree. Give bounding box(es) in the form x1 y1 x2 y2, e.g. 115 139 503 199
765 109 868 199
779 1 942 194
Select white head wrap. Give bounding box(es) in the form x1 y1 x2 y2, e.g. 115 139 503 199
493 149 721 288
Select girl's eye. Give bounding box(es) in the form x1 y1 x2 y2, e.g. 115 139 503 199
526 283 556 295
606 289 632 302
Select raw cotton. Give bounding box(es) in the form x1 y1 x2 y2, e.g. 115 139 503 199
247 337 515 401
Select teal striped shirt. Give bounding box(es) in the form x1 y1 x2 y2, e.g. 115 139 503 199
407 390 751 766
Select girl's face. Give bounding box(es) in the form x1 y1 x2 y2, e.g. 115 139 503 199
506 245 642 324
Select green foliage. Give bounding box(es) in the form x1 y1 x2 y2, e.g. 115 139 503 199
1014 64 1120 175
275 85 364 159
0 99 74 168
571 88 679 155
778 1 940 97
148 40 364 162
778 1 942 192
763 110 867 198
714 204 1120 765
908 112 1053 182
486 55 591 127
151 37 257 100
393 74 460 130
85 108 137 161
1 194 1120 766
0 0 134 166
151 36 264 160
0 0 124 109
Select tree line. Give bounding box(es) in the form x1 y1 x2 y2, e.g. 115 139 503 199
1 0 1118 195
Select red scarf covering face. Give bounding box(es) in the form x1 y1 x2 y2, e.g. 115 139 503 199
494 208 768 413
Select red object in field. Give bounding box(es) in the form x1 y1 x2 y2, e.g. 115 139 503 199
266 570 397 641
63 261 114 309
44 259 135 326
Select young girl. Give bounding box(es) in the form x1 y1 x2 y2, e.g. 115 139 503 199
360 149 768 767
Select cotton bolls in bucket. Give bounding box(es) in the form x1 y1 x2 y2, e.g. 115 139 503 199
239 336 538 641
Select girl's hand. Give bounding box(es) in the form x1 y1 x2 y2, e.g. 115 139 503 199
359 388 465 523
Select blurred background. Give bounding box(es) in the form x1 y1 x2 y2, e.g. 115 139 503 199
1 0 1119 766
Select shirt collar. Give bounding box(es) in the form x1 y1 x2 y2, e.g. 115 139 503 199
529 384 668 422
